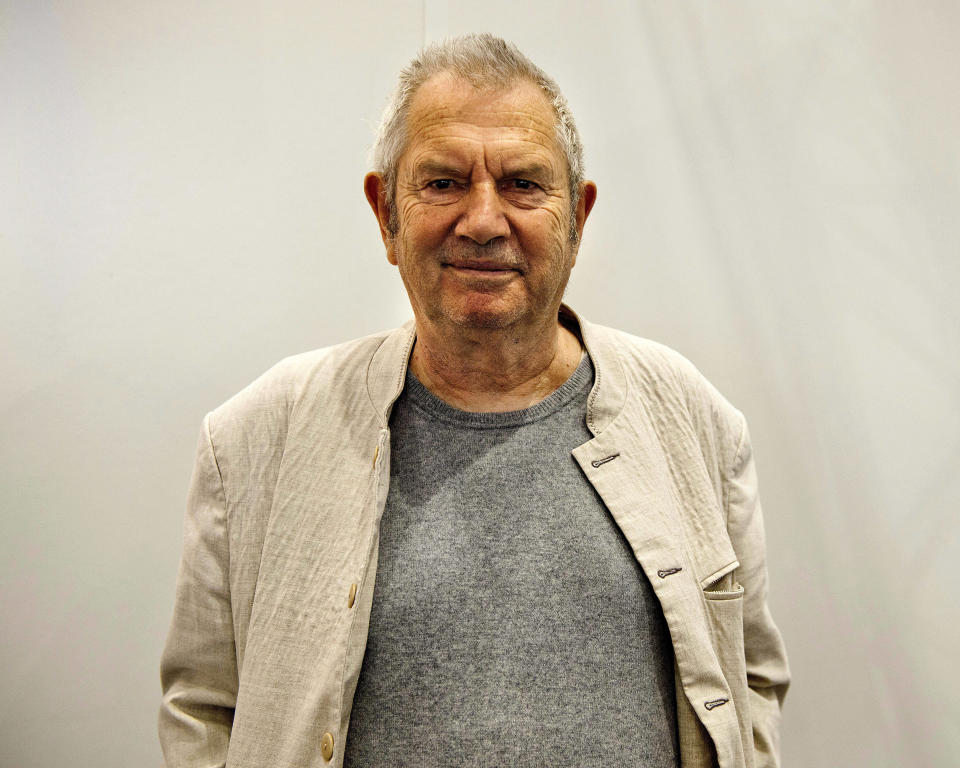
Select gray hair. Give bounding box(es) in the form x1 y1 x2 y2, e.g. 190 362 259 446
371 33 585 238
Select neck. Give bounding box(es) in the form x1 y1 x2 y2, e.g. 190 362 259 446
409 314 582 413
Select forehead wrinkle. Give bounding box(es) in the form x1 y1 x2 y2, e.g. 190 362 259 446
400 77 568 189
422 105 555 129
406 78 561 144
406 132 562 182
412 119 556 152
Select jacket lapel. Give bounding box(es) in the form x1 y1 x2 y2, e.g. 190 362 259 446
575 313 745 768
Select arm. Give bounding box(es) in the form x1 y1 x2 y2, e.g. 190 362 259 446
726 418 791 767
159 414 238 767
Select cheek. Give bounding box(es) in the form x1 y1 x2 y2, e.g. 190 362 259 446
400 206 454 248
521 210 570 259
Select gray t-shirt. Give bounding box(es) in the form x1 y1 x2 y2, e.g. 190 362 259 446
344 354 679 767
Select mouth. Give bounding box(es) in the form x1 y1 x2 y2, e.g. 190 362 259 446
443 260 520 276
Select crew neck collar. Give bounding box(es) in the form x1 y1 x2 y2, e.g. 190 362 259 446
402 353 593 429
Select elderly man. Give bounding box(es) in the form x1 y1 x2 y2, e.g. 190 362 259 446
160 34 789 768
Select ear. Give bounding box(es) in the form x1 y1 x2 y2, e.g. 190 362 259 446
574 181 598 243
364 172 397 265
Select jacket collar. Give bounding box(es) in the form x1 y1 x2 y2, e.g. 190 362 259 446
365 318 417 428
561 304 627 436
364 304 628 433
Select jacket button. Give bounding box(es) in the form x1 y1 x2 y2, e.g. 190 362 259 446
347 583 357 608
321 731 334 761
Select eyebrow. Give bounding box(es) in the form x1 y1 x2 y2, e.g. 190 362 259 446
412 160 469 179
501 162 554 182
412 159 556 183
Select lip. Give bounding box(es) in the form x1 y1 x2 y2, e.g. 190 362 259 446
444 261 519 274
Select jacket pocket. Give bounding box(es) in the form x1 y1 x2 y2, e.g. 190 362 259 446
703 582 754 768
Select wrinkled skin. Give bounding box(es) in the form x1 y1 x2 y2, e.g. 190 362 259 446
368 73 596 334
365 73 597 410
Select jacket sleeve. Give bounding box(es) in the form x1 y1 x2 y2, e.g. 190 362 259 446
725 418 791 768
159 414 238 767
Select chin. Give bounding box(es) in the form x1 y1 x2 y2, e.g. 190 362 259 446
443 299 526 330
453 313 515 330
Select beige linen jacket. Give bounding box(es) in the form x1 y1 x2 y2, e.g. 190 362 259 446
159 308 790 768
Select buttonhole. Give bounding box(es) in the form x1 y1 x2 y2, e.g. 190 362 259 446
657 567 682 578
704 698 729 710
591 453 620 468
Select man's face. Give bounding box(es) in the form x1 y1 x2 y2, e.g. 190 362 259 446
371 74 593 333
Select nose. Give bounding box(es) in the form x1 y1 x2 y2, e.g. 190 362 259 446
454 181 510 245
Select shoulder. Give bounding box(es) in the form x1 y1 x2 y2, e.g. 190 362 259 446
204 328 396 449
586 321 747 469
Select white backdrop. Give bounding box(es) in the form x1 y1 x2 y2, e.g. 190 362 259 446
2 1 958 766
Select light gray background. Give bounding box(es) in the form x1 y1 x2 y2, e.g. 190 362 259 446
2 1 958 766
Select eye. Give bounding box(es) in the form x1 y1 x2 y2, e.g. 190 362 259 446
507 178 539 191
428 179 455 191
